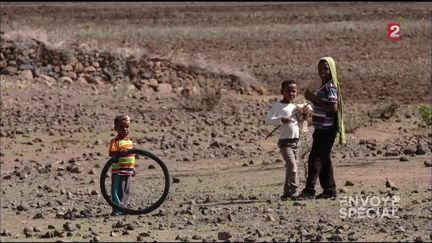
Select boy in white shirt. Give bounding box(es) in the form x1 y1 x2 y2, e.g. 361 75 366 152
265 80 311 200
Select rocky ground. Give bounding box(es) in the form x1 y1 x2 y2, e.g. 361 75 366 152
0 2 431 242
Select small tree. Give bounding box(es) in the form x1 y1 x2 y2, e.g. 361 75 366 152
418 105 432 125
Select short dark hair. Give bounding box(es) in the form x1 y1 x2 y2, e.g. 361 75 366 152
281 79 296 91
114 115 130 128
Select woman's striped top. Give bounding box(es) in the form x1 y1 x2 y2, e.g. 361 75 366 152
311 80 338 130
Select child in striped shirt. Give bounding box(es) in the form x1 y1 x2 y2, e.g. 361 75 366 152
297 57 346 200
108 115 136 216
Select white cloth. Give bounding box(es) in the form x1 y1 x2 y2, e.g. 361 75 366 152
297 103 312 133
265 102 300 139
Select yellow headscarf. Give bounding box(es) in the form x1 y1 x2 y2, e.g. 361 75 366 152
320 57 346 145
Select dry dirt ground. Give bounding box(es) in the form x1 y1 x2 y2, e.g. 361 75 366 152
1 2 431 243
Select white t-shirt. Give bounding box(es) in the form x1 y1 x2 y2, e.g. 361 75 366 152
265 102 299 139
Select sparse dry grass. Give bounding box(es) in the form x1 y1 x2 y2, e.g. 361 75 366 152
5 19 430 49
1 2 431 102
181 87 222 112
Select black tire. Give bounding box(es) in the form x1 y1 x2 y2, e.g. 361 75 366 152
100 149 171 215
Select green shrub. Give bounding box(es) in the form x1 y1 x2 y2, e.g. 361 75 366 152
418 105 432 125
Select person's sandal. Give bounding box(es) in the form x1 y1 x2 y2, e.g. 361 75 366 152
295 191 315 200
316 191 337 199
289 191 301 200
280 194 291 201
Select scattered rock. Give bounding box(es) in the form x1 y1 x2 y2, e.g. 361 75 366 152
412 200 420 204
113 221 124 229
293 201 305 206
59 76 73 84
192 234 203 240
414 236 424 243
33 212 45 219
327 234 344 241
218 231 232 241
33 227 42 233
416 144 428 155
227 213 234 221
339 188 349 193
23 227 33 237
403 147 417 155
272 236 287 242
125 223 137 231
41 231 55 238
348 233 359 241
0 229 12 236
203 195 216 203
385 178 396 188
245 235 258 242
39 74 56 83
2 66 17 75
84 66 97 73
63 222 75 231
384 149 400 157
19 70 33 80
265 214 276 222
157 83 173 93
17 202 29 211
345 180 354 186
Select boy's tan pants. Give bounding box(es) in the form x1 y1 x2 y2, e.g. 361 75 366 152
278 138 299 196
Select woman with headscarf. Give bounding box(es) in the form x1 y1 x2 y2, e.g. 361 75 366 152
296 56 346 200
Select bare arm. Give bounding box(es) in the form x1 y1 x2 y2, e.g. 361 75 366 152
305 89 337 114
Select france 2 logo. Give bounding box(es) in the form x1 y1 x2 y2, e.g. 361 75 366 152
387 22 400 42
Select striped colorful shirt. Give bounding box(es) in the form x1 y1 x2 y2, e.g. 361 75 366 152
311 80 338 130
108 137 136 176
